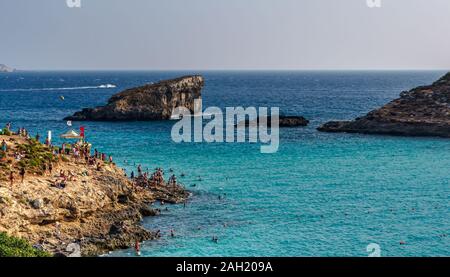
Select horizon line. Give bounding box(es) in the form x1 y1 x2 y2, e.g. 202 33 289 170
6 68 450 72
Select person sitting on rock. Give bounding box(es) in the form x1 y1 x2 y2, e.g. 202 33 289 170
68 170 76 181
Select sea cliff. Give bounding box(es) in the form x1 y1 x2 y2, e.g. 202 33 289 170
65 75 204 121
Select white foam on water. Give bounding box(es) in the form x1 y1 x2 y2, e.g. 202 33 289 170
0 84 117 92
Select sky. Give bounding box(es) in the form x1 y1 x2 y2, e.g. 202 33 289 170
1 0 450 70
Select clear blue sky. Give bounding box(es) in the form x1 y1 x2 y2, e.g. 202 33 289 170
1 0 450 70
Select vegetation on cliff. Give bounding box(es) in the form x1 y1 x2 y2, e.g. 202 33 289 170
0 232 51 257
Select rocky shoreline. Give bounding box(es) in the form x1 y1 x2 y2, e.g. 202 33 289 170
318 72 450 138
0 131 189 257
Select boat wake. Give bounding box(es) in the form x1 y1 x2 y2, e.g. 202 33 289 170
0 84 117 92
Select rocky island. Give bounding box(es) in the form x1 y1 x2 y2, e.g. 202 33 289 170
318 72 450 138
237 115 309 128
0 129 188 256
0 64 15 73
65 75 204 121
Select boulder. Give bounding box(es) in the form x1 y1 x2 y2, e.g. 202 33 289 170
31 199 44 209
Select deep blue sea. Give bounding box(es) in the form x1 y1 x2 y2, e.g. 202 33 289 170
0 71 448 257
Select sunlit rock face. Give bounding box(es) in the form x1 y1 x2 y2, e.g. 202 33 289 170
65 75 204 121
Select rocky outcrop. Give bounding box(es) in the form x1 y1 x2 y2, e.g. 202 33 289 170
0 64 15 73
0 133 189 256
65 75 204 121
237 115 309 128
318 72 450 138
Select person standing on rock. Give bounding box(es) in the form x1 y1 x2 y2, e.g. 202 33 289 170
1 139 7 152
137 164 142 176
19 167 25 184
135 241 141 256
9 171 14 187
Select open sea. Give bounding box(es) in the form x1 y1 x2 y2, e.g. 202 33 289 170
0 71 448 257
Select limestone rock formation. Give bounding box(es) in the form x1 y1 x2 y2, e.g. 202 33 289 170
0 64 15 73
65 75 204 121
318 72 450 138
0 133 189 256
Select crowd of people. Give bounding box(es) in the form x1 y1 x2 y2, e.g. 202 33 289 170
130 165 180 190
1 123 116 189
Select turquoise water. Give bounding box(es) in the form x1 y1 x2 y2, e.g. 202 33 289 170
0 71 448 256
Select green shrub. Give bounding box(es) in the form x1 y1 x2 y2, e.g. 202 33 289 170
15 141 58 174
0 128 12 136
0 232 51 257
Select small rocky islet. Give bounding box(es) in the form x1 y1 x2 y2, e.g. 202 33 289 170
236 115 309 128
65 75 204 121
318 72 450 138
65 75 310 127
0 64 15 73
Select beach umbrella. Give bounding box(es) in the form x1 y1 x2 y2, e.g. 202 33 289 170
60 129 82 139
